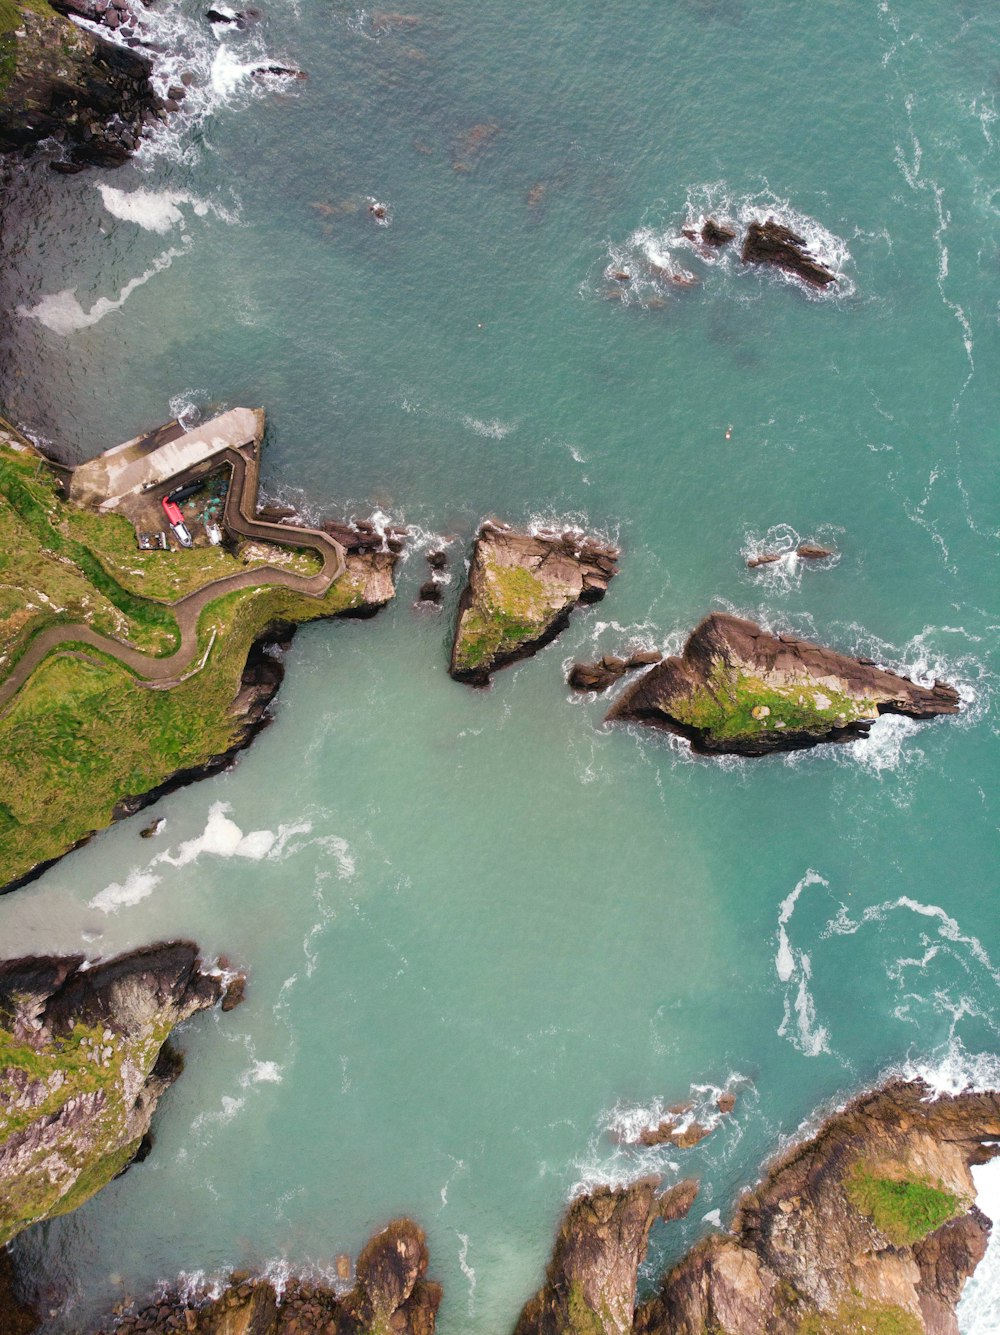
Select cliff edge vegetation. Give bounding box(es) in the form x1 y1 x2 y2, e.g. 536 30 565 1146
0 434 395 890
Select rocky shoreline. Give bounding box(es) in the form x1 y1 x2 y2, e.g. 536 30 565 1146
4 1070 996 1335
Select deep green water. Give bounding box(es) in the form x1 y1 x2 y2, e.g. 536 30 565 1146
2 1 1000 1330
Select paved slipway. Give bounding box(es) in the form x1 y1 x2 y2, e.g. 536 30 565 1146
0 444 347 714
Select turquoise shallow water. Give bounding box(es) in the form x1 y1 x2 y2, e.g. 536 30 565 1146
2 1 1000 1330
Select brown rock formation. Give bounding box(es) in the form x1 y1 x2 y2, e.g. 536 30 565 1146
636 1081 1000 1335
514 1178 698 1335
747 543 834 568
568 650 662 694
741 218 838 287
701 218 737 247
89 1219 440 1335
450 521 619 686
606 613 959 756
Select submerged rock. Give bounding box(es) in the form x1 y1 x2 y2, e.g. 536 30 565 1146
514 1178 698 1335
606 612 959 755
741 218 837 287
0 943 235 1246
450 521 619 685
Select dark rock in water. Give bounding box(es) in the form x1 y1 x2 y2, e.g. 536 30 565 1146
513 1178 697 1335
0 1250 38 1335
205 5 235 20
717 1090 737 1114
220 973 246 1012
568 648 661 694
741 218 837 287
418 579 443 605
450 521 619 686
139 816 165 838
610 270 632 283
166 84 186 100
747 543 834 569
427 549 448 570
606 612 960 756
701 217 737 247
251 63 308 79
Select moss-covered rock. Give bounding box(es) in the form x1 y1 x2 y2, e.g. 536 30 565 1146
0 943 234 1245
449 521 619 685
607 613 959 755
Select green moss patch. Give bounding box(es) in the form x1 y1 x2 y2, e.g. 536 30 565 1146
845 1163 963 1245
453 558 567 673
668 659 878 744
798 1300 923 1335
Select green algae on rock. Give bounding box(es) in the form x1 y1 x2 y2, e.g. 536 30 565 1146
606 613 960 756
0 943 236 1247
449 522 619 686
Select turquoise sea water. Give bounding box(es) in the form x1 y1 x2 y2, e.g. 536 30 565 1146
2 1 1000 1330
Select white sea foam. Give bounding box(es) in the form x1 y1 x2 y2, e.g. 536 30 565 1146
96 185 231 233
958 1158 1000 1334
156 801 277 866
17 243 190 335
460 414 514 440
775 871 831 1057
240 1059 283 1086
456 1233 476 1317
742 523 842 595
823 896 1000 987
89 869 162 914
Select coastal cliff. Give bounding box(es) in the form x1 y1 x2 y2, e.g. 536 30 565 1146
0 943 237 1246
0 0 158 167
516 1080 1000 1335
0 436 400 892
450 521 619 685
606 613 959 755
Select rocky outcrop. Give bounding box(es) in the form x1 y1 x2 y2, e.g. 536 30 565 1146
606 613 959 756
514 1178 698 1335
568 650 662 694
747 543 834 568
0 0 160 167
636 1081 1000 1335
741 219 838 287
0 943 236 1246
450 522 619 686
90 1218 441 1334
700 218 736 247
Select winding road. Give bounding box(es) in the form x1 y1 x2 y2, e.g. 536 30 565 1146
0 445 348 714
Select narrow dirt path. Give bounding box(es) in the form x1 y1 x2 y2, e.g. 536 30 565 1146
0 447 348 713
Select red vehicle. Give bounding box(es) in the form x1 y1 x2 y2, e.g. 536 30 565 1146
161 496 193 547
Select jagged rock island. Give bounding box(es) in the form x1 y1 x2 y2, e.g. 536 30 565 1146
741 219 839 287
516 1079 1000 1335
606 613 959 756
0 410 399 892
0 943 239 1247
449 521 619 686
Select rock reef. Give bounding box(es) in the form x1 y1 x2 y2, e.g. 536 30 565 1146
450 522 619 686
568 649 662 694
741 219 838 288
516 1080 1000 1335
90 1218 440 1335
0 943 236 1246
606 613 959 755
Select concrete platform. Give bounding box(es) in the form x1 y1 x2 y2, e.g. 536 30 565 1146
69 407 265 511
